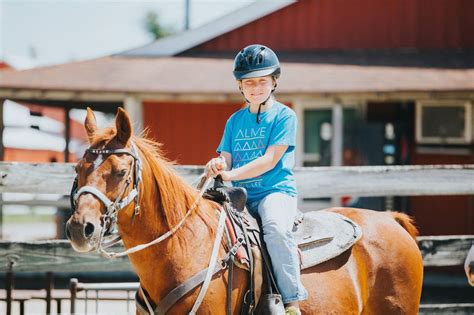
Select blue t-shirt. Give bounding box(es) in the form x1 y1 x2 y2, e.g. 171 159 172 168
217 101 297 203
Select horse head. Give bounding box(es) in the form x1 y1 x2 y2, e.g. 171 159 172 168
66 107 138 252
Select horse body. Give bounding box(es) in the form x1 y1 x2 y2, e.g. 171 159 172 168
67 108 423 314
301 208 423 314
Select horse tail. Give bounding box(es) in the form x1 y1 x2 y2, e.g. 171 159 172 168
388 211 419 240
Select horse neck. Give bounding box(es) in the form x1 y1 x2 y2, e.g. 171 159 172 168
117 155 220 302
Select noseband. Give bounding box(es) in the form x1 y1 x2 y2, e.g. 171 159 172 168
70 141 142 251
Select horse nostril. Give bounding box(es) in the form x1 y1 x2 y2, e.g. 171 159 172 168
66 225 72 240
84 222 95 238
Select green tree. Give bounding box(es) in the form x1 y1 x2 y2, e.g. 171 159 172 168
144 11 171 40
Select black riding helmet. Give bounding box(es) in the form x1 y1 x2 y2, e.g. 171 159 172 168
233 44 281 80
233 44 280 123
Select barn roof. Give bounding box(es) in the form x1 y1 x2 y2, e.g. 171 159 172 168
119 0 294 57
1 56 473 94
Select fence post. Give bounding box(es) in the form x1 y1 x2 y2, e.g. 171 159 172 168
6 270 13 315
70 278 78 314
5 254 19 315
46 272 53 314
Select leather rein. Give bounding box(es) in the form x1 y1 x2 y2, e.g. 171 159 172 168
70 141 242 314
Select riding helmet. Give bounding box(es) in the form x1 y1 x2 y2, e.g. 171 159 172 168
233 44 281 80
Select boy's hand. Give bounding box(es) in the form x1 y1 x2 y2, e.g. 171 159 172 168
205 156 227 177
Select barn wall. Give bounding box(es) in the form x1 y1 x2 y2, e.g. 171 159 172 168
4 148 75 163
193 0 474 52
142 101 243 165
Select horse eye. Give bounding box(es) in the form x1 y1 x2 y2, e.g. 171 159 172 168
116 169 127 178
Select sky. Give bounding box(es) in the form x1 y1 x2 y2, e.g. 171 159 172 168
0 0 254 69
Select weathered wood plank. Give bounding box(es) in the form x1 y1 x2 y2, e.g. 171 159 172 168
419 304 474 315
0 240 133 272
418 235 474 267
295 164 474 198
0 236 472 272
0 162 75 194
0 163 473 197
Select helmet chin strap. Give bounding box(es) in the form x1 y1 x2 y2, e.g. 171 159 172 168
239 82 277 124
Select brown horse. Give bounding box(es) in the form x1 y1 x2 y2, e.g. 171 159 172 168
67 108 423 314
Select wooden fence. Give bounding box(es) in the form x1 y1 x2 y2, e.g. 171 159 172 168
0 163 473 313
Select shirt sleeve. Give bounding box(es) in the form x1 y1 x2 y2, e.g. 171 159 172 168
216 117 233 154
268 112 297 152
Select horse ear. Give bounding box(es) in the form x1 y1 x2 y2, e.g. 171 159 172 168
84 107 97 142
115 107 132 145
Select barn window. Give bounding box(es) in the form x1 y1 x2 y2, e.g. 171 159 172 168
416 101 472 145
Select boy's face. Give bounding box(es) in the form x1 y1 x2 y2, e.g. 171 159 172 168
239 75 275 105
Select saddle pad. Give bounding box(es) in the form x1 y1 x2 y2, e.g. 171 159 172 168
294 210 362 270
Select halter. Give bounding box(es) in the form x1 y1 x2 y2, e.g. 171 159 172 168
70 141 142 253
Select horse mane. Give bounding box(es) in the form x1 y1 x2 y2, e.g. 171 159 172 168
135 134 208 217
91 127 217 240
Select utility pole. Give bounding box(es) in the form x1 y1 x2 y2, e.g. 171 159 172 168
184 0 190 30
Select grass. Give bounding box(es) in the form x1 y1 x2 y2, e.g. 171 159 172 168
3 214 55 224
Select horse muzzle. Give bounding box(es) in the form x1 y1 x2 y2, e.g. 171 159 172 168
66 218 101 252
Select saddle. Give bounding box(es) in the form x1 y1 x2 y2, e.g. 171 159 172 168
204 177 363 314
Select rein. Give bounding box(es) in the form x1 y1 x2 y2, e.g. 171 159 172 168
103 175 214 258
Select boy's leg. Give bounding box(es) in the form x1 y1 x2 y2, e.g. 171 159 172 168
257 193 308 304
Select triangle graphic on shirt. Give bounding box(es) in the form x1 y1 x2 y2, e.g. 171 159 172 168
234 152 242 162
250 141 258 150
242 142 251 151
234 142 242 151
258 139 265 149
236 129 245 139
243 152 250 161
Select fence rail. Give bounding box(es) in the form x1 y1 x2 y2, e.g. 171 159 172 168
0 162 473 197
0 236 472 273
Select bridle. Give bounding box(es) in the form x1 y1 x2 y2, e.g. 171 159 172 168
70 141 143 254
70 140 214 258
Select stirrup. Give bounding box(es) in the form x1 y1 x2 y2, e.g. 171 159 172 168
285 306 302 315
